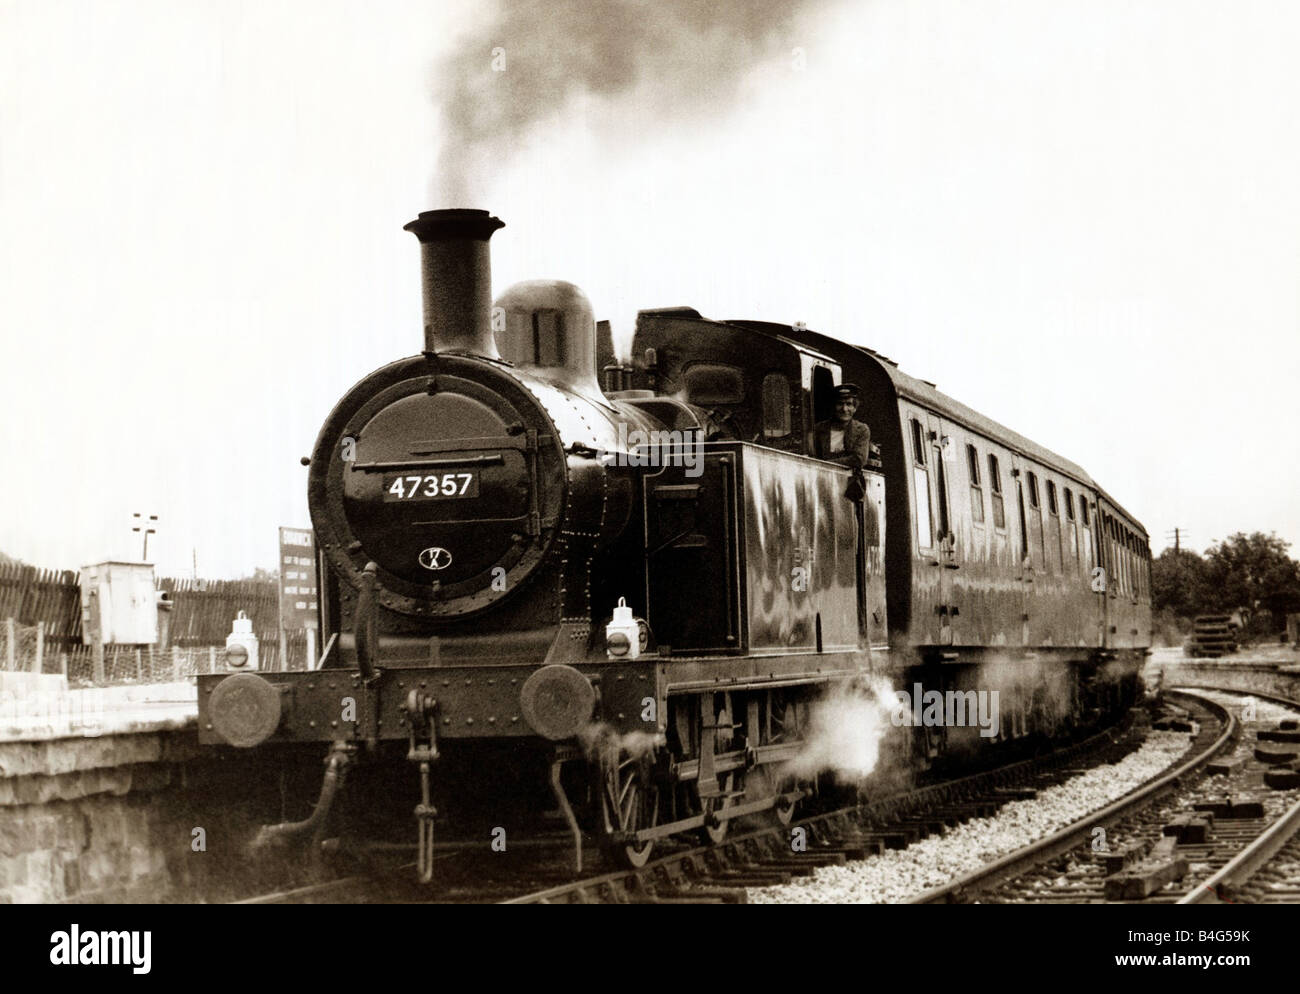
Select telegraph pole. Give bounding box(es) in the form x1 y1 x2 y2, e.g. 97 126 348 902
1164 527 1190 555
132 513 158 560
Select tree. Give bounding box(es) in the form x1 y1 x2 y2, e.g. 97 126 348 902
1152 548 1211 617
1201 532 1300 630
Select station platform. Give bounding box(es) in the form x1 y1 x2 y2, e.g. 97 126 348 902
0 675 197 742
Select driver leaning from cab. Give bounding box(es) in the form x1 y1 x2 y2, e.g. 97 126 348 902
810 383 871 469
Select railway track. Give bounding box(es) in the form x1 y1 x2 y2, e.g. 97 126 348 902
234 834 580 905
500 709 1156 904
1208 799 1300 904
912 687 1300 904
239 688 1297 906
235 709 1149 904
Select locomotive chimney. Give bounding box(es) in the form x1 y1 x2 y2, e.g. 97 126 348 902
403 208 505 357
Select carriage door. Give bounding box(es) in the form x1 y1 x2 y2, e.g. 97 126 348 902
928 415 959 645
1011 455 1032 646
1088 499 1108 648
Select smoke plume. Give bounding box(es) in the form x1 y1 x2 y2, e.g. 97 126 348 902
432 0 828 203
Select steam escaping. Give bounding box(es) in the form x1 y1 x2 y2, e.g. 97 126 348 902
578 721 665 765
979 654 1074 738
432 0 829 203
781 676 901 781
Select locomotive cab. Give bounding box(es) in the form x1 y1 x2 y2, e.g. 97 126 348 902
630 310 882 470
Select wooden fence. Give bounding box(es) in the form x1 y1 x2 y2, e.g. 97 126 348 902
0 631 311 683
0 565 82 642
160 576 281 649
0 562 284 655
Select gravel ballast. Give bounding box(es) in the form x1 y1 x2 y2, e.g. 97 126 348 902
748 726 1200 904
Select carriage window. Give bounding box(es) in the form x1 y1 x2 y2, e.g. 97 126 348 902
683 363 745 405
1123 530 1133 592
1046 480 1058 516
1104 519 1114 590
1082 507 1094 570
1133 537 1142 597
1027 472 1040 509
988 453 1006 529
1136 537 1143 596
934 440 952 542
1134 534 1143 597
913 466 933 550
910 420 932 549
966 444 985 524
911 419 926 465
1111 521 1125 595
1117 529 1126 595
1128 531 1138 597
1081 499 1091 527
760 372 791 438
1016 479 1029 560
1063 488 1078 562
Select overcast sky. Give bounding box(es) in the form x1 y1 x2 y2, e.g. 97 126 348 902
2 0 1297 578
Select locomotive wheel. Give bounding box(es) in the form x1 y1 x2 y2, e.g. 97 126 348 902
761 695 809 826
746 766 797 826
697 693 740 844
598 749 660 869
698 770 741 845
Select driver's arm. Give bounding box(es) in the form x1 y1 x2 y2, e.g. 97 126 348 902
828 422 870 469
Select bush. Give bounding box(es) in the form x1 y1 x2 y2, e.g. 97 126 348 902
1151 608 1193 648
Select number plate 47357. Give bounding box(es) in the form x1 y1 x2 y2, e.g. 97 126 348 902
383 471 480 501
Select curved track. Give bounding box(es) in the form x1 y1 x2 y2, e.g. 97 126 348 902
913 687 1300 904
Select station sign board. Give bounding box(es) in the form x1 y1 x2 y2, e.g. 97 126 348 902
278 527 319 631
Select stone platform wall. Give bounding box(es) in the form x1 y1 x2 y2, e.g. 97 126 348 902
0 729 323 903
1151 658 1300 703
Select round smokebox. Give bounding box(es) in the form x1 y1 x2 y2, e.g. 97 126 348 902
308 353 567 619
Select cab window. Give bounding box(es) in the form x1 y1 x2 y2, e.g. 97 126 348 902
809 364 836 424
761 372 791 438
683 363 745 405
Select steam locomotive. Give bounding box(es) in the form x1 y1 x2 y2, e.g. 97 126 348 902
197 209 1150 877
